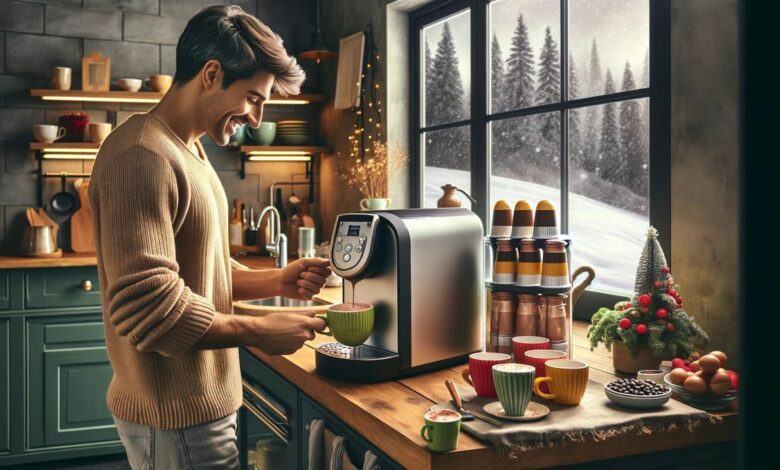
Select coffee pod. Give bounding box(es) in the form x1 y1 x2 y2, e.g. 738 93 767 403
497 335 513 356
533 200 558 239
493 238 516 284
541 240 570 288
544 294 568 343
516 239 542 286
492 291 516 336
511 200 534 239
490 200 512 238
514 293 540 337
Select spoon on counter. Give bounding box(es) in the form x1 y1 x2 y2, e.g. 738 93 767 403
444 379 503 427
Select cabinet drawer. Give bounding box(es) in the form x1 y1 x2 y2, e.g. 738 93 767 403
0 271 9 311
1 319 9 453
25 267 101 309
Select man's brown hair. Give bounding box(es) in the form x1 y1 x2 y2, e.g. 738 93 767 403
174 5 305 95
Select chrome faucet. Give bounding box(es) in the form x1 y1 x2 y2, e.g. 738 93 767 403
257 206 287 268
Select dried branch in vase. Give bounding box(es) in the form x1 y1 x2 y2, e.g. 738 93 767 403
338 141 409 199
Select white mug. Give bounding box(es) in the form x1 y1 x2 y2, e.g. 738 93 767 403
52 67 71 91
117 78 142 92
33 124 66 143
360 198 391 211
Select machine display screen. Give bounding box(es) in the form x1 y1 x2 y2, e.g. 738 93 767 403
347 225 361 236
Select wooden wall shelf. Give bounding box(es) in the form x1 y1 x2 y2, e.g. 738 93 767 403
239 145 333 154
30 89 326 105
30 142 101 151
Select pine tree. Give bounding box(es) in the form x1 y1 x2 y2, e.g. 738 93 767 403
598 69 620 184
568 52 583 168
505 14 535 109
425 41 434 125
619 61 647 194
426 22 468 170
640 47 650 155
534 27 560 170
634 227 668 295
491 34 506 113
582 38 602 173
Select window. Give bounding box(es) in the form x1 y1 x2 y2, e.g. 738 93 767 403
411 0 670 314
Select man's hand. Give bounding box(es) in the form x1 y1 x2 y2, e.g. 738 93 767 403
246 311 326 355
278 258 332 300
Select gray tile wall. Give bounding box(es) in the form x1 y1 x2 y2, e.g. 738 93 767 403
1 0 321 254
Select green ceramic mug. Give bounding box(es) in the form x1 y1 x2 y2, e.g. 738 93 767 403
315 303 374 347
492 363 535 416
420 409 461 452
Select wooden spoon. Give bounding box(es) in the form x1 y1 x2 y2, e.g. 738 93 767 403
25 208 36 226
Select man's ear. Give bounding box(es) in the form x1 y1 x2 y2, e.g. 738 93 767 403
201 60 222 90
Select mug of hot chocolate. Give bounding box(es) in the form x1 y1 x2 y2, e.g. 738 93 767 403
315 303 374 346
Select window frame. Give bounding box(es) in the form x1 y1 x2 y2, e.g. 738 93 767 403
410 0 671 319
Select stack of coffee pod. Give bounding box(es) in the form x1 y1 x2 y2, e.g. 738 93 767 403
541 239 570 288
511 200 534 239
490 291 515 355
532 200 558 239
493 238 516 284
490 200 513 238
516 239 542 286
488 292 570 355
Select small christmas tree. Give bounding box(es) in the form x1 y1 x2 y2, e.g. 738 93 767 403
588 227 709 358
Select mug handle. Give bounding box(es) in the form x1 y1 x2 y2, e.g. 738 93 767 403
460 368 473 387
314 314 332 336
55 127 67 142
533 377 555 400
385 198 392 208
143 78 151 90
420 424 433 443
360 199 370 210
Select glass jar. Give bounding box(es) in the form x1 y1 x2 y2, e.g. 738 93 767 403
58 112 89 142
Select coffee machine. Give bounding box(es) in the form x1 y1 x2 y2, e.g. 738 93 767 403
315 208 484 382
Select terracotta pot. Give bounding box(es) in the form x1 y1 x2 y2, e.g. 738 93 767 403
612 339 663 374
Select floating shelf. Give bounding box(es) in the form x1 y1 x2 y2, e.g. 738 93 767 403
30 89 326 105
485 281 571 295
30 142 99 160
238 145 332 179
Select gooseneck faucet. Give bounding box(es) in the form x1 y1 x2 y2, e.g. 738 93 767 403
256 206 287 268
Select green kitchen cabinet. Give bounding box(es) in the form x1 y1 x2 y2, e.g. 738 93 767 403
25 267 102 309
0 272 10 311
26 314 118 448
1 319 8 454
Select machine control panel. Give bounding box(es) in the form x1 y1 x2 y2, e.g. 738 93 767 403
330 214 380 278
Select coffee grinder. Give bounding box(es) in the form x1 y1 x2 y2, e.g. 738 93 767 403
315 208 484 382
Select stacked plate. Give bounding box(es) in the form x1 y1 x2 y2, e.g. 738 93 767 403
277 120 311 145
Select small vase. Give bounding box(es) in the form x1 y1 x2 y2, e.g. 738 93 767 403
437 184 461 207
612 339 663 374
360 198 391 211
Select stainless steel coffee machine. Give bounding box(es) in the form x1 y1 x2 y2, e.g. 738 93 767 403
315 208 484 382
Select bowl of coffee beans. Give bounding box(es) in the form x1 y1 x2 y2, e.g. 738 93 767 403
604 378 672 409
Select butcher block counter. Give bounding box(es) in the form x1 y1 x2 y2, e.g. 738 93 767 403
242 287 738 469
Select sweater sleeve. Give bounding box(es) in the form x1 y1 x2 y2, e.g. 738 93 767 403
90 145 215 357
230 257 251 271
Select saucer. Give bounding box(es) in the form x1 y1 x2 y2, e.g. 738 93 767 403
482 401 550 421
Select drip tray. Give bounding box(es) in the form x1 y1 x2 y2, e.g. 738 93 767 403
315 342 400 382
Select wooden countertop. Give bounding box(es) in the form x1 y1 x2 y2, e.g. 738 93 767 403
0 253 278 270
246 290 738 469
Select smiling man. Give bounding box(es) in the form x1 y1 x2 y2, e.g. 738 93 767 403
88 6 329 469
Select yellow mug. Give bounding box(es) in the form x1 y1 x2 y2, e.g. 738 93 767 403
532 359 589 406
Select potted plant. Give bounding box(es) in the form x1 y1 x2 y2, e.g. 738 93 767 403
339 141 408 211
588 227 709 374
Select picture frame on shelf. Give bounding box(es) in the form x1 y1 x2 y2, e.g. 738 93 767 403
81 52 110 92
334 31 365 110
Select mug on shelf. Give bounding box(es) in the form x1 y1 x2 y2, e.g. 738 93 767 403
32 124 66 143
360 198 391 211
52 67 72 91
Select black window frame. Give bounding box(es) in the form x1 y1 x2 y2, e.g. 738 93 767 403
410 0 671 319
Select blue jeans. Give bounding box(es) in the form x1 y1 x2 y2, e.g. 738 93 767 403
113 413 239 470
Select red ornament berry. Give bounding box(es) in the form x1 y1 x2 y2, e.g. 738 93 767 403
639 306 649 314
623 302 633 310
661 266 670 273
619 318 631 330
676 296 683 305
656 308 668 319
636 324 648 335
638 294 652 306
667 278 674 286
666 322 675 332
667 288 677 296
654 280 663 288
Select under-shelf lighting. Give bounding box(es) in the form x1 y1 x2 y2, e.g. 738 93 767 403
247 150 310 156
247 155 311 162
40 95 160 104
265 99 310 105
41 153 97 160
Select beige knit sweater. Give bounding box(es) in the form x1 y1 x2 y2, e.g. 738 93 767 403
89 113 244 429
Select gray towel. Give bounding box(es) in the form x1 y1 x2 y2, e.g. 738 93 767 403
307 418 326 470
362 450 381 470
330 435 346 470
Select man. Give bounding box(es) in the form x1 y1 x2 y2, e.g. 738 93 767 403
88 5 328 468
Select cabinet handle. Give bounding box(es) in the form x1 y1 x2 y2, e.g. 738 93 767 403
80 280 93 291
241 379 288 424
242 399 289 445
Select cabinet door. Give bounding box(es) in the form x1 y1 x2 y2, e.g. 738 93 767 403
238 349 298 470
300 394 402 470
0 271 9 311
25 267 101 309
1 319 8 454
27 315 118 448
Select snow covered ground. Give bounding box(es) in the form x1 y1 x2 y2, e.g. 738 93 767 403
424 167 646 294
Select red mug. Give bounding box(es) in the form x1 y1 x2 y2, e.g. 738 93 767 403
512 336 550 363
461 352 511 398
524 349 566 394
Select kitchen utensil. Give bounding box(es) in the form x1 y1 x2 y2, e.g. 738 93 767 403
420 409 461 452
245 206 257 245
52 67 72 91
37 207 59 246
298 227 316 258
444 379 475 422
70 178 95 252
492 363 535 416
117 78 142 92
50 174 78 215
32 124 66 143
315 303 374 347
25 208 38 226
21 226 55 255
461 352 511 398
533 359 589 406
482 401 550 422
